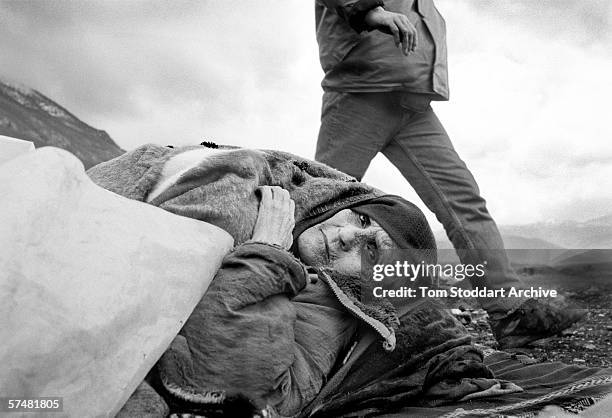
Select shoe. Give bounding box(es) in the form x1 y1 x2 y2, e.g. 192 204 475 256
490 298 586 349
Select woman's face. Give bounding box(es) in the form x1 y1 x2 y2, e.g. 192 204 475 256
297 209 396 277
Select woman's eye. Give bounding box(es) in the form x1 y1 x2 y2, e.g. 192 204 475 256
366 242 377 261
359 214 371 228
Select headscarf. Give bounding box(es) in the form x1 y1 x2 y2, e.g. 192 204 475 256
293 194 436 253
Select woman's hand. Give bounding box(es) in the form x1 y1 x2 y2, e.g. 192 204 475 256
251 186 296 249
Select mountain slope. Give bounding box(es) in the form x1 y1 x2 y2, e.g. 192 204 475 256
435 232 562 250
500 218 612 249
0 78 123 169
435 231 566 265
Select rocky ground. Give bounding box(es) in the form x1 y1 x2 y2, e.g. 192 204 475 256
454 278 612 368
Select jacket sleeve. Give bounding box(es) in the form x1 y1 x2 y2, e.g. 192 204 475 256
321 0 385 32
200 241 307 310
157 241 316 414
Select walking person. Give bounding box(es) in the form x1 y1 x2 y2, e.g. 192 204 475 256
314 0 583 347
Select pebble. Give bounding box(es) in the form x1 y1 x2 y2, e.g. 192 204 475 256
530 338 554 347
470 309 488 322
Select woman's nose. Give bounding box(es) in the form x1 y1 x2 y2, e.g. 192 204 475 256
337 226 362 251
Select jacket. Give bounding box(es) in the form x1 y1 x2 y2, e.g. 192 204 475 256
316 0 449 99
88 144 517 416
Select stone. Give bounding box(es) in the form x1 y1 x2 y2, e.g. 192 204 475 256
530 337 554 347
578 391 612 417
537 405 575 417
0 147 234 417
469 309 488 322
0 134 35 165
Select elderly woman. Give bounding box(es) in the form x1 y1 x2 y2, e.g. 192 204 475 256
89 144 610 417
88 143 493 416
152 189 452 417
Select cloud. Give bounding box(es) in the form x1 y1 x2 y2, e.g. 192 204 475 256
0 1 320 146
449 0 612 51
366 1 612 225
1 0 610 226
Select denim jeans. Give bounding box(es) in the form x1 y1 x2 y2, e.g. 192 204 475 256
315 91 525 315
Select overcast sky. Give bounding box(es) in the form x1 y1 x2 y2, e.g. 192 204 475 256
1 0 611 228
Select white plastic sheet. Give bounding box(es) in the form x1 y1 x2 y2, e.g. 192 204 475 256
0 134 35 165
0 147 234 417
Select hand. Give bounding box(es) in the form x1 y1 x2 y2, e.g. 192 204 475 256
364 7 417 55
251 186 296 249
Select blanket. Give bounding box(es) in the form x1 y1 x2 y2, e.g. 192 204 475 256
368 349 612 417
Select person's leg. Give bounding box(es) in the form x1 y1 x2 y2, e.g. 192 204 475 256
381 103 584 348
315 92 402 181
380 104 525 315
